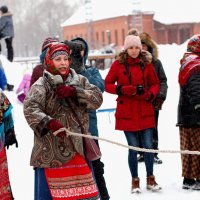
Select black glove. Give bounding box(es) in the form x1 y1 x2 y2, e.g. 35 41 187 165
136 85 144 95
5 127 18 149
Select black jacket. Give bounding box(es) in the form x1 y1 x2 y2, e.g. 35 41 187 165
177 73 200 127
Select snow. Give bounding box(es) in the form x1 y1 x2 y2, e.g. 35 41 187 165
61 0 200 27
2 41 200 199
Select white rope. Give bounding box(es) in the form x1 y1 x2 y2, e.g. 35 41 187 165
54 128 200 155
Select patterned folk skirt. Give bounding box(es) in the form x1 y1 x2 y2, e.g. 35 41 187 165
179 127 200 179
0 147 12 200
44 153 100 200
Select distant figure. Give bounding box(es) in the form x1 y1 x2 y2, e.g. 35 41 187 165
177 34 200 190
0 5 14 62
0 58 14 91
16 73 31 103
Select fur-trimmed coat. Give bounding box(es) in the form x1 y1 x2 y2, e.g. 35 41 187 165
23 69 103 168
140 33 168 109
105 56 160 131
0 12 14 38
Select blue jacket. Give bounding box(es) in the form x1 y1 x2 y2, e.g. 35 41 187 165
0 67 7 90
80 66 104 136
70 37 104 136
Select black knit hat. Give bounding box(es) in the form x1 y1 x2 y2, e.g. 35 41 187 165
0 5 8 13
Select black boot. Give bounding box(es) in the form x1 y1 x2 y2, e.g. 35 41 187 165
182 178 196 189
154 155 163 164
92 159 110 200
6 83 14 91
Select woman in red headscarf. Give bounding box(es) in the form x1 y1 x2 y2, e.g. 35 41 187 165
23 42 103 200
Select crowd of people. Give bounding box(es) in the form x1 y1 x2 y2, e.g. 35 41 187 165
0 4 199 199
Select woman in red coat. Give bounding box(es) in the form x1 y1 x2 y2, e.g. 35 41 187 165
105 35 161 193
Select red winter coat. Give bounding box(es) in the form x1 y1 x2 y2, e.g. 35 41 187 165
105 57 160 131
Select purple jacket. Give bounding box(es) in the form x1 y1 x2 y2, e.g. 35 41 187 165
16 73 31 95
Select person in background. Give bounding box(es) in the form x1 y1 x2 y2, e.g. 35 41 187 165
16 73 31 103
0 89 18 200
0 59 14 91
66 37 110 200
177 34 200 190
104 34 161 193
23 42 103 200
0 5 14 62
30 37 59 87
128 29 168 164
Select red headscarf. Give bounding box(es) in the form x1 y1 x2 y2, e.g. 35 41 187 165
44 43 71 79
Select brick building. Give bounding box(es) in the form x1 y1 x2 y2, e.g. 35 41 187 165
62 12 200 50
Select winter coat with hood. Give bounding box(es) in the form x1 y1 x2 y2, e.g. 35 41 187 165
23 69 103 168
0 11 14 38
70 37 104 137
16 73 31 95
105 52 160 131
139 33 168 110
177 34 200 127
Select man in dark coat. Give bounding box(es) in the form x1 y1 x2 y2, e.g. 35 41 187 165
0 5 14 62
66 37 110 200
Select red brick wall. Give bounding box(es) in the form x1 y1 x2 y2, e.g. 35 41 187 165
62 13 200 48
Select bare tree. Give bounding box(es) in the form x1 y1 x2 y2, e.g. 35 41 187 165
0 0 80 57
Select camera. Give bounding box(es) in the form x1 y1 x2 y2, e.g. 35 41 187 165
136 85 144 95
64 40 84 59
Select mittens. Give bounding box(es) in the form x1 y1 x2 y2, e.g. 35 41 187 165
144 91 154 102
47 119 65 137
5 127 18 149
56 85 77 99
119 85 136 96
154 98 164 110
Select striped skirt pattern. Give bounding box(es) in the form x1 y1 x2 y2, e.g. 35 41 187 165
45 153 100 200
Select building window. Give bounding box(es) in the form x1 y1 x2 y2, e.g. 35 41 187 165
96 32 99 41
115 30 118 45
102 31 105 46
106 30 111 45
122 29 125 45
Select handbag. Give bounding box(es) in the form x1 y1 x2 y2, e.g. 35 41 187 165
66 99 102 161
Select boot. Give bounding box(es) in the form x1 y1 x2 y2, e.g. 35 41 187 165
92 159 110 200
182 178 196 190
154 155 163 164
6 83 14 91
147 175 162 191
193 179 200 190
131 177 141 193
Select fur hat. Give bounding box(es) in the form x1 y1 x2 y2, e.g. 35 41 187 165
0 5 8 13
124 35 142 50
187 34 200 53
139 32 158 61
44 43 70 76
41 37 59 52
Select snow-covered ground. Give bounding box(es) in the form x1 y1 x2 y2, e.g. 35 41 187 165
2 41 200 199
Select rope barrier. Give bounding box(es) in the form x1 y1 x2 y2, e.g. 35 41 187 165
54 128 200 155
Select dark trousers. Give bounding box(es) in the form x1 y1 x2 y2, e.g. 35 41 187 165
0 37 14 62
92 140 110 200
